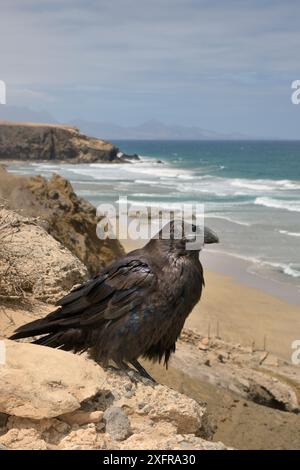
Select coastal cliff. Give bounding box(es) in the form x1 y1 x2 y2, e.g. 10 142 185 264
0 122 133 163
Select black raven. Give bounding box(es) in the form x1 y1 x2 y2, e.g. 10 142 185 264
10 221 218 381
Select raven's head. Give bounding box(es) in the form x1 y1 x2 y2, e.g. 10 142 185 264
149 220 219 255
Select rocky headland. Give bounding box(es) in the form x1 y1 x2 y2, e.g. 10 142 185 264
0 122 138 163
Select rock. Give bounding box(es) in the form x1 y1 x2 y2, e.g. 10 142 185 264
119 153 140 162
171 337 300 413
217 351 229 363
198 342 209 351
205 352 219 367
246 373 299 412
59 410 104 427
0 208 87 303
0 444 8 450
58 426 110 450
0 428 48 450
121 426 230 450
103 406 131 441
0 168 125 276
0 122 119 163
0 340 106 419
103 371 205 435
0 363 225 450
201 337 210 346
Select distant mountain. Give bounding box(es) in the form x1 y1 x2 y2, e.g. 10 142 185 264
70 118 253 140
0 105 57 124
0 105 255 140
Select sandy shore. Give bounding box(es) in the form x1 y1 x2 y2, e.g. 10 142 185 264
123 239 300 362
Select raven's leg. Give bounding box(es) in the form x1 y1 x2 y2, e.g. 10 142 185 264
130 359 156 383
116 359 140 384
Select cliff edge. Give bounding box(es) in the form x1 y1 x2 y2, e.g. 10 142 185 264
0 122 121 163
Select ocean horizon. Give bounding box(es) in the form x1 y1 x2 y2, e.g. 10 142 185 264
7 139 300 290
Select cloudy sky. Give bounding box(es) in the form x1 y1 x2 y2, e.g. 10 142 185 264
0 0 299 137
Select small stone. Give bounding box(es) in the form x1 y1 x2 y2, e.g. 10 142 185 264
103 406 131 441
198 342 209 351
201 337 210 346
142 405 152 413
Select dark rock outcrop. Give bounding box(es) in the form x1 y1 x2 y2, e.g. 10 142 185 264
0 122 119 163
119 153 140 162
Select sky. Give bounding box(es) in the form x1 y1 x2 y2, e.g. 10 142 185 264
0 0 300 138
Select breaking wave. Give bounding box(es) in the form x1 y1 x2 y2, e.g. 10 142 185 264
254 197 300 213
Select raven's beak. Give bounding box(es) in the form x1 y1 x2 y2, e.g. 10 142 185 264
204 226 219 244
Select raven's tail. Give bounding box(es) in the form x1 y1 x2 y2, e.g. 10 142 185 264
9 311 89 353
10 314 61 341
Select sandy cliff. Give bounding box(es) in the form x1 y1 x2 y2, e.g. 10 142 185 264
0 167 124 276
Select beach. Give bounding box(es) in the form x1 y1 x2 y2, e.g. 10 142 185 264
122 240 300 449
123 238 300 362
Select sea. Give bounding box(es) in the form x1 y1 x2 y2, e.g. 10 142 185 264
7 140 300 289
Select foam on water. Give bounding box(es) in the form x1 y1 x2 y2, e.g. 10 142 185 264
279 230 300 238
254 197 300 213
5 140 300 288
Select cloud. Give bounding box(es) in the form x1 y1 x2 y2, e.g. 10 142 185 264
0 0 299 136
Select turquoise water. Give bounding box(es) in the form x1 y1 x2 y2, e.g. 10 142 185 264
7 140 300 287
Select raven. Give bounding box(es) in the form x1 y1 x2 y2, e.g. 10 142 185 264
10 221 218 381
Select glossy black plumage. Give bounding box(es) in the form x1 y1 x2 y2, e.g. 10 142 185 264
10 222 218 380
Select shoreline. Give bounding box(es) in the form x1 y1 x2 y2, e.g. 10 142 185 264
123 238 300 305
202 249 300 306
4 158 300 290
123 239 300 362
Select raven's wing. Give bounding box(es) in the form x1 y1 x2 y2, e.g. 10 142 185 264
10 258 156 341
